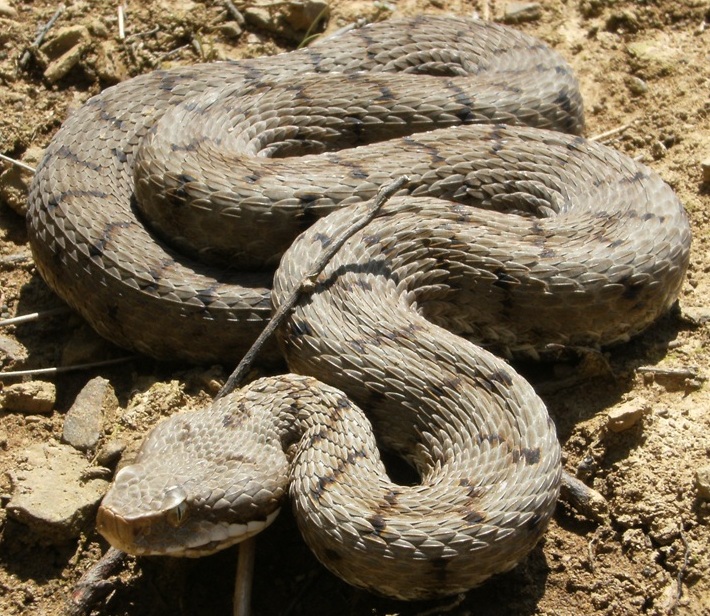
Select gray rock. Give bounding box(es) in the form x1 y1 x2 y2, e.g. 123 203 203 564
0 381 56 414
501 2 542 23
7 442 109 541
283 0 329 33
625 75 648 96
63 377 118 451
0 333 28 365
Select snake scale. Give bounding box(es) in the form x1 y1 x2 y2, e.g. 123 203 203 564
27 16 690 600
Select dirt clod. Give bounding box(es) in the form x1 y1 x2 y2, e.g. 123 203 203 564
0 380 56 414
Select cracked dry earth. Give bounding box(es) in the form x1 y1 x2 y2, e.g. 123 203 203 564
0 0 709 615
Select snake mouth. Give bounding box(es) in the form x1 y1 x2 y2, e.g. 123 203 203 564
96 504 280 557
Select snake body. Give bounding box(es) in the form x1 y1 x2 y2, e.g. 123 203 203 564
27 16 690 599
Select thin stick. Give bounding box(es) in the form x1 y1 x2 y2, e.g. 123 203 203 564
589 121 635 142
124 25 160 42
234 538 256 616
675 520 690 608
0 153 36 174
216 175 409 400
66 547 127 616
0 356 135 380
18 4 66 71
223 0 245 25
559 471 610 524
0 307 70 327
155 44 191 64
637 366 703 379
118 5 126 40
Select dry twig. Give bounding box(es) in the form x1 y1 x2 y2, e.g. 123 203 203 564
118 5 126 40
18 4 66 72
0 356 136 380
66 548 127 616
0 153 36 174
589 121 635 142
223 0 246 25
0 307 69 327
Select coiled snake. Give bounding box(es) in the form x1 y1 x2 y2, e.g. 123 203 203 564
27 16 690 600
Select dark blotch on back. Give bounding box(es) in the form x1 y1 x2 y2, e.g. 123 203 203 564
462 509 485 524
493 268 518 291
458 477 482 498
89 221 131 258
490 369 514 387
368 514 387 535
619 275 644 301
512 446 541 465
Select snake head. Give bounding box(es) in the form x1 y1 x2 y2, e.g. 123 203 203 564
97 404 287 557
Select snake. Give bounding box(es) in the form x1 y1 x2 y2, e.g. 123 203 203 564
26 16 690 600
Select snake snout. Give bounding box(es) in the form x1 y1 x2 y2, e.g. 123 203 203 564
96 408 291 557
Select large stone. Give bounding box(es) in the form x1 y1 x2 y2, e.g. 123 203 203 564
63 377 118 451
7 442 109 541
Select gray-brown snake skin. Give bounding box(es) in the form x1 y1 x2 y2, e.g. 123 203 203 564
27 16 690 600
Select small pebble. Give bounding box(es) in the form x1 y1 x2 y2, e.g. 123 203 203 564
283 0 329 32
0 146 44 216
626 75 648 95
695 466 710 500
219 21 243 40
501 1 542 23
606 399 650 432
0 381 56 414
96 439 127 468
244 1 329 41
651 140 667 160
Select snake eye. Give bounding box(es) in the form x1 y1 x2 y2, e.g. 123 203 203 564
163 486 189 527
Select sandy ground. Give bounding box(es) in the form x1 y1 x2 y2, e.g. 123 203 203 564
0 0 709 615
